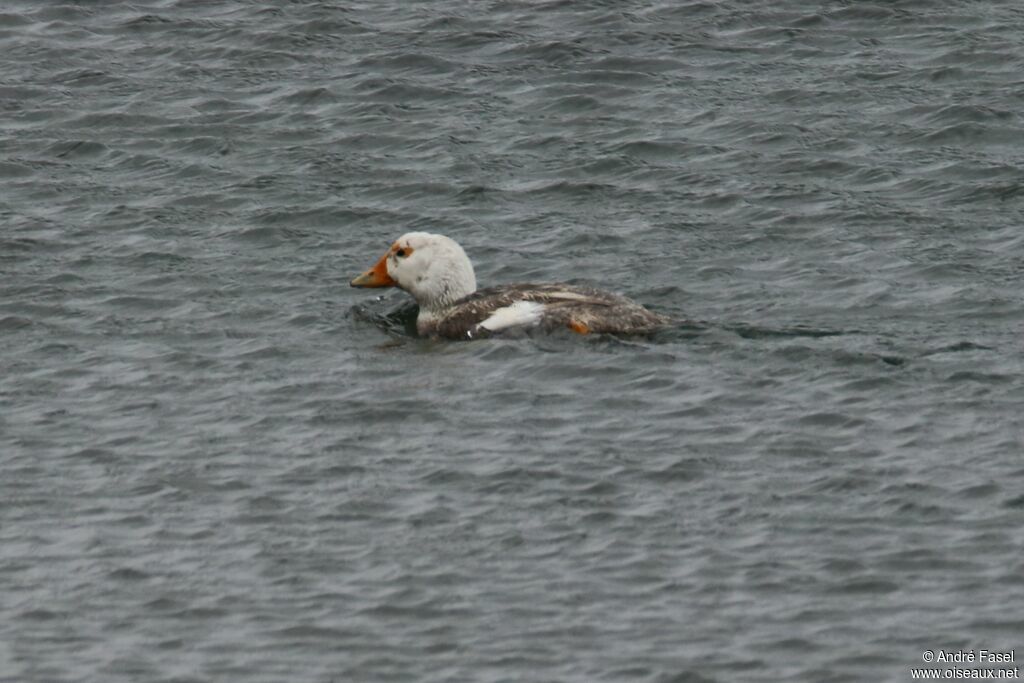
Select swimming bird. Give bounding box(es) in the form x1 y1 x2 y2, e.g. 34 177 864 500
350 232 672 340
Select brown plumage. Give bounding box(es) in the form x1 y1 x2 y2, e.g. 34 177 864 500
425 284 672 339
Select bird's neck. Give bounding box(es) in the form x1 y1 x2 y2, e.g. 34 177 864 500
414 270 476 312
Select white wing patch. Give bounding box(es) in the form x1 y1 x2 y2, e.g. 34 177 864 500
477 301 546 332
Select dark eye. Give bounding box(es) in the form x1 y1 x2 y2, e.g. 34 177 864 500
395 248 407 258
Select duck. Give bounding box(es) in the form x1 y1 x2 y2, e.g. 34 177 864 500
350 232 673 340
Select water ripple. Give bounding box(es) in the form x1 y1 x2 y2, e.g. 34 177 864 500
1 2 1022 682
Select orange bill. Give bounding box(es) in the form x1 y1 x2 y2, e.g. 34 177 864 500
350 253 395 288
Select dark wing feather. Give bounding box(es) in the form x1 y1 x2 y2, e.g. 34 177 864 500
457 283 627 307
429 283 671 340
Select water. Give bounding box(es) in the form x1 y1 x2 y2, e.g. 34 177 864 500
3 2 1023 681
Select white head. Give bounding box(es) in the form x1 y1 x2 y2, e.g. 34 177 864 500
350 232 477 310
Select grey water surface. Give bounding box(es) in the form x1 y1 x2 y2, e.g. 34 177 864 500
2 2 1023 682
